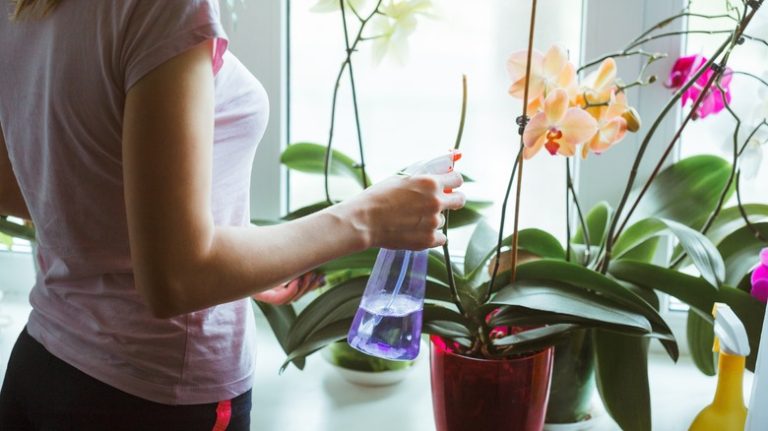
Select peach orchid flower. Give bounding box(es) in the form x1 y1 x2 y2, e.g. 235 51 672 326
522 89 598 159
581 91 629 158
507 45 577 113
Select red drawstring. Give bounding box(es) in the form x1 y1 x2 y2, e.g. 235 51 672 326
211 399 232 431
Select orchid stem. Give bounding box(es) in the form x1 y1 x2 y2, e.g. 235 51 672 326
442 75 469 319
339 0 370 190
323 0 384 204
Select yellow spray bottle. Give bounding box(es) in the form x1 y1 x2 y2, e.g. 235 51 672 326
689 303 751 431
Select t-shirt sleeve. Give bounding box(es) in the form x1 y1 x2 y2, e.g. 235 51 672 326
120 0 228 92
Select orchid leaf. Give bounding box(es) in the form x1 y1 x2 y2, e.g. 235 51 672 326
281 142 371 188
628 155 732 229
613 217 724 288
609 261 765 370
671 204 768 263
464 220 498 276
422 304 474 345
318 248 379 273
490 283 652 335
573 201 612 246
284 277 366 363
253 301 303 369
717 222 768 287
492 324 576 353
466 228 566 287
687 310 716 376
594 331 651 431
0 232 12 248
704 204 768 247
0 216 35 241
514 260 674 340
283 201 333 221
281 318 351 373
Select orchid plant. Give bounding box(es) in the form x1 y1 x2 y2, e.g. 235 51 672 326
253 1 768 431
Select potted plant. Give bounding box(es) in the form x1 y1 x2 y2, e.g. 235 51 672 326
258 1 768 431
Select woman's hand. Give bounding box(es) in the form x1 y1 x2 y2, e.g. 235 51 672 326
332 170 466 251
252 272 325 305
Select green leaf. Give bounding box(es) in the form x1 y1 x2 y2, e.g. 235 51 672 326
253 301 304 369
285 278 366 361
490 283 653 335
0 232 12 248
317 248 379 273
594 331 651 431
671 204 768 263
717 222 768 287
281 142 371 188
619 237 660 263
518 229 567 260
281 319 352 373
573 201 612 246
614 217 725 288
687 310 716 376
422 304 474 344
446 206 482 229
629 155 732 229
0 217 35 241
464 220 498 276
609 261 765 370
492 324 576 354
706 204 768 246
465 228 566 289
514 260 674 340
283 201 333 221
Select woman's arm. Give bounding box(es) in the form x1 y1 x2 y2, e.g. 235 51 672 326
0 124 30 219
123 41 464 318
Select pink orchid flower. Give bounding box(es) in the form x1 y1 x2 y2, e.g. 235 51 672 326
522 89 598 159
666 54 732 119
751 248 768 304
507 45 577 113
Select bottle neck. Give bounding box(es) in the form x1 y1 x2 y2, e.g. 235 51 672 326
712 353 746 410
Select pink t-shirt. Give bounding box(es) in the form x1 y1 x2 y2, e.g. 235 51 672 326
0 0 267 404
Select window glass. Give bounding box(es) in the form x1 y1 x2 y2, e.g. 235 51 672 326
289 0 584 252
681 1 768 203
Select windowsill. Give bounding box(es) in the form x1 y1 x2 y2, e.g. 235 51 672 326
0 294 753 431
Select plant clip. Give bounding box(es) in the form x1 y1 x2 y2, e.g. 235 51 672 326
710 63 725 74
516 115 530 136
737 36 746 45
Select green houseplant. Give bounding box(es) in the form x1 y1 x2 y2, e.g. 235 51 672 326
256 1 768 430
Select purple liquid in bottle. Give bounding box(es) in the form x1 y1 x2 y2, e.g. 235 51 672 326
347 249 427 360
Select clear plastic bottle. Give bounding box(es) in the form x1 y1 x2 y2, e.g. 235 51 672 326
347 151 460 361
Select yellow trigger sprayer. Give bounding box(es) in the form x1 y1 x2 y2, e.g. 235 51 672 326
689 303 750 431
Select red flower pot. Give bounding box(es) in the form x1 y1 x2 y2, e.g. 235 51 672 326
430 336 554 431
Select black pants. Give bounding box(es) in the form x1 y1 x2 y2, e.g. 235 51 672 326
0 328 251 431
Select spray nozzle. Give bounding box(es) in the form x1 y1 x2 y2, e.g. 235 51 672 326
713 303 751 357
403 150 461 176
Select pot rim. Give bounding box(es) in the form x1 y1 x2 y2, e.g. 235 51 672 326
430 335 553 365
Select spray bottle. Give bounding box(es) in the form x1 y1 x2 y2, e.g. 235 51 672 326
689 303 751 431
347 150 461 361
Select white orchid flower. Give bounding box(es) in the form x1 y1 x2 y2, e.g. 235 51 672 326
369 0 435 65
723 115 768 180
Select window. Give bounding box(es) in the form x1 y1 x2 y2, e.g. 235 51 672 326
681 0 768 203
288 0 584 253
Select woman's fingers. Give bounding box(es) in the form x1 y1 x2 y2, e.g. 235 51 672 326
436 171 464 190
441 191 466 211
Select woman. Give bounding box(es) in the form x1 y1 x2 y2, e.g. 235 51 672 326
0 0 465 429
